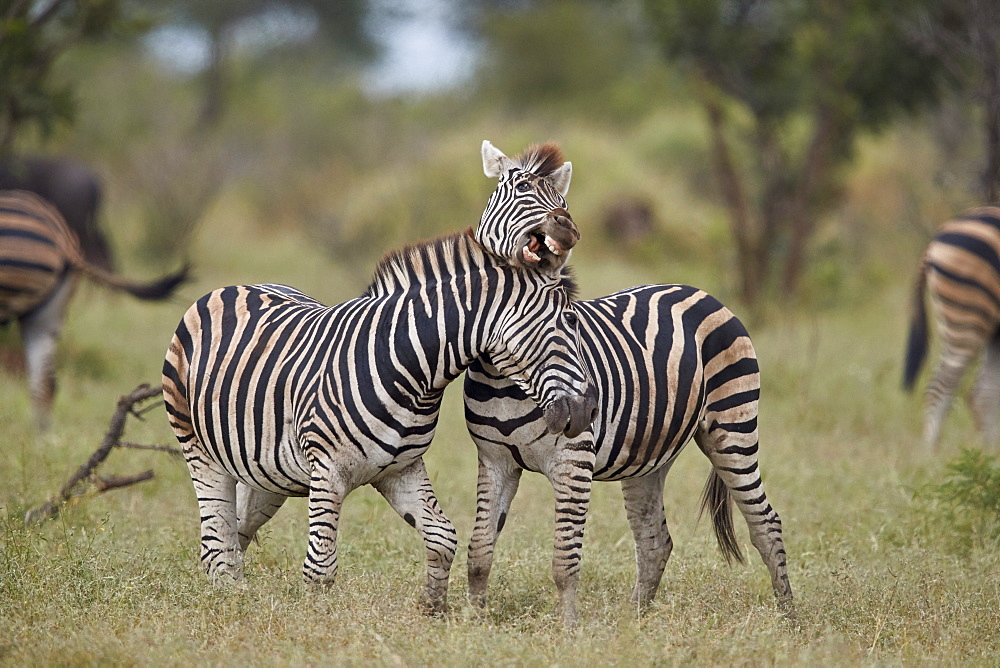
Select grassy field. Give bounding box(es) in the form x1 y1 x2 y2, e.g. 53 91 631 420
2 195 999 666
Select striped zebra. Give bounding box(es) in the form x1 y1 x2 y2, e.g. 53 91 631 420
161 141 598 613
0 190 187 429
464 283 793 624
904 206 1000 448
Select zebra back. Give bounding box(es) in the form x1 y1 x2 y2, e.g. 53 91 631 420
466 283 757 480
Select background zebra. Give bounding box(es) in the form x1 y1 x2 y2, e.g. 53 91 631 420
161 141 598 613
0 190 187 429
904 206 1000 448
464 283 793 624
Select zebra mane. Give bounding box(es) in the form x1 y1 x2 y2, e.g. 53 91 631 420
512 142 565 177
558 265 579 300
363 229 478 298
362 228 579 300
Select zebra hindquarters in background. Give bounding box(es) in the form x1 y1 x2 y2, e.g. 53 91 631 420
0 191 78 428
0 190 188 429
464 284 792 623
904 206 1000 449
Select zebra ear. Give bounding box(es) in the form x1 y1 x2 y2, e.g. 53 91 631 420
482 140 513 178
546 161 572 196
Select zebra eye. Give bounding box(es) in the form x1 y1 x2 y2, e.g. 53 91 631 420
516 182 531 192
563 311 579 327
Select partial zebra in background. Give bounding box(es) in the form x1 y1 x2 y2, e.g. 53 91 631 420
465 283 792 624
904 206 1000 448
0 190 188 429
0 156 113 271
161 141 598 613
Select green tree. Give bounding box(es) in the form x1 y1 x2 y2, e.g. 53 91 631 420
915 0 1000 204
642 0 948 305
0 0 139 156
151 0 375 130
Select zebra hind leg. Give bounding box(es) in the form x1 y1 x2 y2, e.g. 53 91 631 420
18 277 75 430
695 425 793 613
236 482 288 552
969 335 1000 446
373 458 458 615
620 466 672 608
467 455 522 610
185 452 244 583
924 344 978 449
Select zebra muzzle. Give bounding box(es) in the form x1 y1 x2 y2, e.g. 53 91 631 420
543 391 599 438
519 208 579 272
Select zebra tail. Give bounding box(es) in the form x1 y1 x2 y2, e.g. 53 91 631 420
903 261 929 392
698 469 745 566
77 260 191 301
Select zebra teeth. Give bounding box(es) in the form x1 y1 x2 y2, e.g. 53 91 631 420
523 246 542 263
544 236 563 256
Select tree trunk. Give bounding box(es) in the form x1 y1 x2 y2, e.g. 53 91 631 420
783 107 843 292
972 1 1000 204
198 28 226 132
701 87 761 305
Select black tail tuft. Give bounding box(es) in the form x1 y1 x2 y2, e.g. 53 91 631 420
120 261 192 301
903 262 929 391
698 469 745 566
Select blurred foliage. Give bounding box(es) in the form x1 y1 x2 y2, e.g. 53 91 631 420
141 0 375 129
914 448 1000 555
473 0 681 123
0 0 147 155
640 0 953 306
6 0 990 310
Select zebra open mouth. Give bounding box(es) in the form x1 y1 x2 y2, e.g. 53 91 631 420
522 230 566 265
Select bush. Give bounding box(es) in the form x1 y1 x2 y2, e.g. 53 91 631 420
915 448 1000 554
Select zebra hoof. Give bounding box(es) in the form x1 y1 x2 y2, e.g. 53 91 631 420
419 593 448 617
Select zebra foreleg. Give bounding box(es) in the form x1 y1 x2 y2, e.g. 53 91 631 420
542 437 596 627
620 466 672 607
695 425 793 612
373 458 458 615
303 462 348 586
236 482 288 552
970 336 1000 446
467 455 523 610
18 276 75 430
186 454 244 583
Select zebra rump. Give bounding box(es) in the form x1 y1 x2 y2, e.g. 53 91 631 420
904 206 1000 447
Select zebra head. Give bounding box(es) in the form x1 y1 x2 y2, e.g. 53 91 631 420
477 140 579 275
485 273 598 438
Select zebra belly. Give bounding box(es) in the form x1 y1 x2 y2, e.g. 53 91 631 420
190 405 439 496
465 368 702 480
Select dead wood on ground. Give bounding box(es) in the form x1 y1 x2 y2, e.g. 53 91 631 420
24 383 181 524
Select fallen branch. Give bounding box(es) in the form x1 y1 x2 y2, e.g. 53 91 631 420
25 383 181 524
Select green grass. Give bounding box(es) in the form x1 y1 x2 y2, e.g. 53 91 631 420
2 201 999 666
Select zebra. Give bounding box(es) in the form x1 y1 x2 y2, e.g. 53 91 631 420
0 190 188 429
904 206 1000 448
161 141 598 613
464 282 793 624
